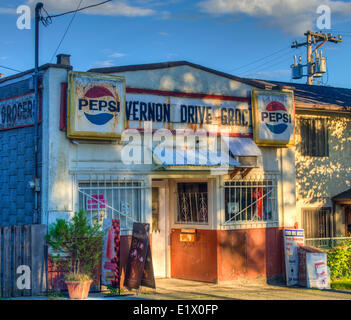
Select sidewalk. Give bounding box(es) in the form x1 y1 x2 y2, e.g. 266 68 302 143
7 278 351 300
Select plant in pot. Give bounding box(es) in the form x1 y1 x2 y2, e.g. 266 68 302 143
46 210 104 299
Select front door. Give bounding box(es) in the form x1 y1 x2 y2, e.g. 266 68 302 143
151 181 168 277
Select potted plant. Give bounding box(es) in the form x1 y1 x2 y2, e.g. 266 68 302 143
46 210 104 299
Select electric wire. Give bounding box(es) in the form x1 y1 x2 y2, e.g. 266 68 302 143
229 46 291 73
0 65 23 73
50 0 84 62
46 0 112 19
239 50 292 77
241 54 291 79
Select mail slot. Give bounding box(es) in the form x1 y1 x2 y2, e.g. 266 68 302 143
180 229 196 242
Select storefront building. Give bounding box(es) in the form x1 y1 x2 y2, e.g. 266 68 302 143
0 58 299 284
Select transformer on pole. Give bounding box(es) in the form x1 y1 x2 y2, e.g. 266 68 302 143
291 30 342 85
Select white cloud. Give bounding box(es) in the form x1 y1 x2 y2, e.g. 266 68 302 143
246 69 290 79
109 52 126 58
26 0 155 17
0 7 16 14
94 59 114 67
198 0 351 35
158 31 171 36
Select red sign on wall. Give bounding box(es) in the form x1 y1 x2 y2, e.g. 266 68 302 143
87 194 106 210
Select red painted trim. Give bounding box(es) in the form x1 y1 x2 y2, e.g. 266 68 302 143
0 91 35 103
126 87 251 102
134 128 253 138
60 82 68 131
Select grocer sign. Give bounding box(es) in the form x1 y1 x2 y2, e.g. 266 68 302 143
0 92 35 130
67 71 126 140
252 89 295 146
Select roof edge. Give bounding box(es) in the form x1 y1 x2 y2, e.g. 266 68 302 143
88 60 268 90
0 63 72 84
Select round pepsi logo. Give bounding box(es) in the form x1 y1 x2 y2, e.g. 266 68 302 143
78 85 120 126
261 101 291 134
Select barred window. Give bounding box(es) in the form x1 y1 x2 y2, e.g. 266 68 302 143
224 179 277 224
175 182 208 224
302 208 333 238
299 118 329 157
78 180 143 230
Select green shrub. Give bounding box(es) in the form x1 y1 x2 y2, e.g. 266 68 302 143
327 239 351 280
46 210 105 280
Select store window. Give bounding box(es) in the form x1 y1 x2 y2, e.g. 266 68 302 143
302 208 333 238
176 182 208 224
224 179 277 224
299 118 329 157
78 180 143 230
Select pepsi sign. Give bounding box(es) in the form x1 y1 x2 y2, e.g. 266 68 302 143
252 90 295 146
67 71 126 140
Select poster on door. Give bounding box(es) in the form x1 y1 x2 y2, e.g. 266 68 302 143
124 222 155 290
283 229 304 286
101 218 121 290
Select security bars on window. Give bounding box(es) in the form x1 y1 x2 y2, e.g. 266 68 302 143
175 191 208 224
223 179 277 224
77 179 144 231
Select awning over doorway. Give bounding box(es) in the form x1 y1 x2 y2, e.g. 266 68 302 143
332 188 351 205
152 137 261 170
223 137 262 157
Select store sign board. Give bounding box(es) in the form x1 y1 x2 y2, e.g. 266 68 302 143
252 90 295 146
67 71 126 140
125 92 252 137
124 222 155 290
283 229 304 286
306 253 330 289
0 92 36 130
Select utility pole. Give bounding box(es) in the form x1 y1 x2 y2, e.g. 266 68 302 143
33 2 43 224
291 30 342 85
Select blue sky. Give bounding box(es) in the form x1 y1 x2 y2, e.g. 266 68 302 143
1 0 351 88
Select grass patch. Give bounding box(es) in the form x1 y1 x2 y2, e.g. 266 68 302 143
331 279 351 290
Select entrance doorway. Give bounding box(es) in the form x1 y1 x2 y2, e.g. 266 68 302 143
151 180 168 278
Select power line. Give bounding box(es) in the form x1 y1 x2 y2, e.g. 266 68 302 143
238 50 291 76
50 0 84 62
230 46 291 73
241 54 291 78
0 65 23 73
47 0 112 19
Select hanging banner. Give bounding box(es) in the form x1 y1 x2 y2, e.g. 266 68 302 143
124 222 155 290
283 229 304 286
67 71 126 140
101 219 121 290
252 89 295 146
